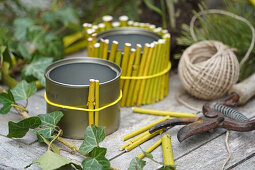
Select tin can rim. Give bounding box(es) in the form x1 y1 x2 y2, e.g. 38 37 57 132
45 57 121 88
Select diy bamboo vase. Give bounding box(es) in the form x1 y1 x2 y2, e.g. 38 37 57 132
84 15 171 106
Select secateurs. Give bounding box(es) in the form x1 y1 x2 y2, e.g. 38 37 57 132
149 92 255 142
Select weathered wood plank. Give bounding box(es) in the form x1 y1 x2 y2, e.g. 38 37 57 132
231 154 255 170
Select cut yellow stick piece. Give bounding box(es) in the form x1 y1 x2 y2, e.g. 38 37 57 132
108 41 118 62
121 48 136 106
120 43 131 90
162 134 174 166
93 43 100 58
126 44 142 106
119 15 128 26
102 15 113 30
98 23 106 32
94 80 99 127
112 21 120 28
132 107 197 117
120 131 150 151
99 39 105 58
125 129 164 151
122 116 170 141
137 139 162 159
88 79 95 125
114 50 122 66
102 39 109 60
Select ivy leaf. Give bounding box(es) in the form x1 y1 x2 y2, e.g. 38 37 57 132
55 7 79 26
7 116 41 138
0 90 15 114
128 157 146 170
17 43 31 60
13 17 34 41
158 165 177 170
82 147 110 170
79 125 106 155
11 80 37 101
36 111 64 139
22 57 53 86
25 150 82 170
142 151 153 159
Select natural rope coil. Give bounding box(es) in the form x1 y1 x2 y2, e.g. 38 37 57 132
178 9 255 100
179 40 240 100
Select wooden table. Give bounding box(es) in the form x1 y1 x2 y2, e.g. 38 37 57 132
0 52 254 170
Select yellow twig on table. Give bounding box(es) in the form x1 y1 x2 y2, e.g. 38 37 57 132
88 79 95 125
162 134 175 166
132 107 196 117
126 44 142 106
120 131 150 151
137 139 162 159
109 41 118 62
120 43 131 90
122 116 170 141
121 48 136 106
99 39 105 58
95 80 100 127
125 129 164 151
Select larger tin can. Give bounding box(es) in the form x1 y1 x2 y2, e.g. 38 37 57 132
45 57 121 139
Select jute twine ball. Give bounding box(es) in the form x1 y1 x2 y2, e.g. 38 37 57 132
178 40 240 100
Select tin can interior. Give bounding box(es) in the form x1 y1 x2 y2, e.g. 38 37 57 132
48 63 117 86
97 27 161 51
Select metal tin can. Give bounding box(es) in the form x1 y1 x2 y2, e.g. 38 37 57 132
97 27 161 52
45 57 121 139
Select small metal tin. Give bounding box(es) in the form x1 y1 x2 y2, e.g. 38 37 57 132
45 57 121 139
97 27 161 51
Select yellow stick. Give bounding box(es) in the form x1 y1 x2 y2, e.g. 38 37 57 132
125 129 164 151
120 131 150 151
132 43 150 105
132 107 197 117
128 20 134 26
119 15 128 26
92 25 98 33
108 41 118 62
122 116 170 141
137 43 155 106
112 22 120 28
102 39 109 60
149 24 156 31
93 43 100 58
120 43 131 90
143 42 159 104
88 79 95 125
87 37 93 57
114 50 122 66
95 80 99 127
102 15 113 30
137 139 162 159
98 23 106 32
126 44 142 106
99 39 105 58
121 48 136 106
162 134 174 166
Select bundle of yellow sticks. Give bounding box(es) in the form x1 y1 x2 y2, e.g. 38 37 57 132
83 15 171 107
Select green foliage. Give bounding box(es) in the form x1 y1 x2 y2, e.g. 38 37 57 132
7 116 41 138
79 125 106 155
11 80 37 101
22 57 53 86
128 157 146 170
82 147 110 170
25 150 82 170
39 134 60 154
176 1 255 80
36 111 64 139
0 90 15 114
13 17 34 41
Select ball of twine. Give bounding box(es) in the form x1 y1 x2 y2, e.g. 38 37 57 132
178 40 239 100
178 9 255 100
